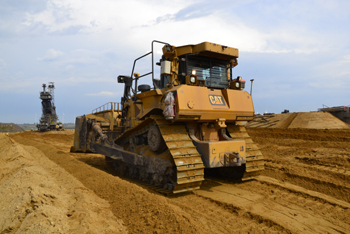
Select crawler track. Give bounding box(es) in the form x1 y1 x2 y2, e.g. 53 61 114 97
227 124 265 179
154 118 205 193
110 117 263 193
112 117 205 194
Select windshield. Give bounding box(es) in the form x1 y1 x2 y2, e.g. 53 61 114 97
187 56 230 89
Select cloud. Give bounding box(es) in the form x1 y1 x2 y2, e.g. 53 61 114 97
310 53 350 84
22 0 195 34
1 0 350 123
20 0 349 56
60 76 114 85
37 49 64 61
65 64 74 70
86 91 120 97
0 59 7 70
342 54 350 62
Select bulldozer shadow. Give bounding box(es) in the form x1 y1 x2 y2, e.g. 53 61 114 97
199 177 247 193
199 179 223 192
71 153 109 173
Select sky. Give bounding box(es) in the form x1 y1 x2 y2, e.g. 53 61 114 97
0 0 349 124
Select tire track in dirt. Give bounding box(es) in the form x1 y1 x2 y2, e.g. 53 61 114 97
247 128 350 201
256 176 350 209
195 179 350 234
263 162 350 202
295 156 350 175
267 159 350 186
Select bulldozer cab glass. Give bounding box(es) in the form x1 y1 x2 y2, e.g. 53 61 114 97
182 55 231 89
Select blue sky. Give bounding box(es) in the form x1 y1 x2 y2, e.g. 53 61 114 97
1 0 349 123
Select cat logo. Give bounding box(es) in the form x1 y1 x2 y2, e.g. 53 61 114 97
208 95 226 106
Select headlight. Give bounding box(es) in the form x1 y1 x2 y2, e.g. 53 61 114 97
190 76 196 84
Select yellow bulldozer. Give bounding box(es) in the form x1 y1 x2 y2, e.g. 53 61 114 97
71 40 264 194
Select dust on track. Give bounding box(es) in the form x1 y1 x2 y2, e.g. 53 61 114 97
8 126 350 233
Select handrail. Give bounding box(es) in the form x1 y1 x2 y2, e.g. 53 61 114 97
130 40 169 96
130 51 152 95
151 40 169 88
92 102 120 114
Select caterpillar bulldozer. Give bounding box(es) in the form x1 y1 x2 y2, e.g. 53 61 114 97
71 40 264 194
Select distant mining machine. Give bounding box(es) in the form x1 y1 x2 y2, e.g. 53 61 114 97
37 82 63 131
72 41 264 194
318 104 350 125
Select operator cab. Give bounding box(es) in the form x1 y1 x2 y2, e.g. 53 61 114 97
159 54 245 91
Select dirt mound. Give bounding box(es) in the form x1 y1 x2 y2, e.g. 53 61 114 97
248 112 350 129
0 134 127 233
289 112 350 129
0 123 24 132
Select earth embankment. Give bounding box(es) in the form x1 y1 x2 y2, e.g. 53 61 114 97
1 111 350 233
248 111 350 129
0 134 126 233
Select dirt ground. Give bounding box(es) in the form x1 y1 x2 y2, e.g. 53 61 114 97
1 112 350 233
248 111 350 129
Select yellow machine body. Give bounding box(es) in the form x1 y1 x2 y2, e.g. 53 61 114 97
169 85 254 121
197 140 246 168
72 41 264 194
